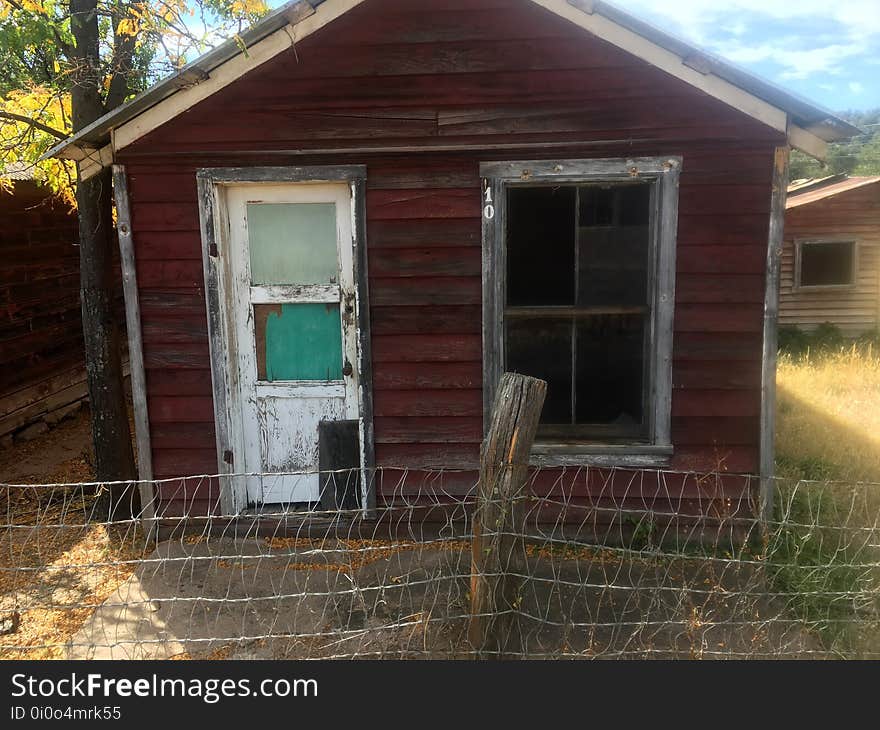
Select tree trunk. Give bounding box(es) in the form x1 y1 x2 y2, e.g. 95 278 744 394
77 167 136 493
70 0 137 515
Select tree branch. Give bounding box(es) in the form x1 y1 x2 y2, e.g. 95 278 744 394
104 2 137 109
0 111 68 140
3 0 76 59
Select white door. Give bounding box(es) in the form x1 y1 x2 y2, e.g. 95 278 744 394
225 183 360 505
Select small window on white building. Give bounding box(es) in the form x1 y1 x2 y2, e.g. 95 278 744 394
797 240 856 288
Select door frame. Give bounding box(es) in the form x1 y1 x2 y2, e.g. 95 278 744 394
196 165 374 515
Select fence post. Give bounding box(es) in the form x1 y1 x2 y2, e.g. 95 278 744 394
469 372 546 658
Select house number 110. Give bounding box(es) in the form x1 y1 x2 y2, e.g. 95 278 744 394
483 187 495 220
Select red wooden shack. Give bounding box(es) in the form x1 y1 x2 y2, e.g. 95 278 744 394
48 0 856 519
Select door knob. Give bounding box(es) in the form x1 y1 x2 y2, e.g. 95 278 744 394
342 361 354 377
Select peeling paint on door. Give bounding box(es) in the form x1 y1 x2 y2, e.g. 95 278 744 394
224 182 361 505
258 394 345 503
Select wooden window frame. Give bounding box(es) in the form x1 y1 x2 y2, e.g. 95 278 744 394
794 237 859 291
480 157 681 467
197 165 374 515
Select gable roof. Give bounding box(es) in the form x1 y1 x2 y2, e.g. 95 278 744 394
47 0 861 179
787 176 880 209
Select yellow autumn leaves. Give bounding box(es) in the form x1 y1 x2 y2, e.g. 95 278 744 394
0 86 76 206
0 0 47 18
115 0 268 41
229 0 268 17
1 0 270 207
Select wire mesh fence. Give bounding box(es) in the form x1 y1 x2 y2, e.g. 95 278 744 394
1 466 879 659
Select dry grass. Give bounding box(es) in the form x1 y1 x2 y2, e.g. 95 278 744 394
773 347 880 656
776 347 880 482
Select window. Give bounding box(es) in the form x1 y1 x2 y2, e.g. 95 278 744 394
481 158 680 463
797 240 857 288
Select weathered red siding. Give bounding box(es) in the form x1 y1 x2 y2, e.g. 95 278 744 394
0 182 84 437
118 0 782 514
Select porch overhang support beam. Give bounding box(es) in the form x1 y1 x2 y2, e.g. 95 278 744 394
760 146 791 522
112 164 158 540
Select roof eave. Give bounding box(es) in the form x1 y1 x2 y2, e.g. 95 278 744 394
588 0 862 143
787 177 880 208
45 0 860 169
43 0 322 162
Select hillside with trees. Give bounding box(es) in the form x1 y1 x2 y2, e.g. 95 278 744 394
790 109 880 180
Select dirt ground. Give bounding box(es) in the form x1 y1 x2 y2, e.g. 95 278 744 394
0 405 94 486
64 536 821 660
2 494 823 661
0 402 836 660
0 407 146 659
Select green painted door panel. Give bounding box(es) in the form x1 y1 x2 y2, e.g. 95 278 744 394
254 303 343 382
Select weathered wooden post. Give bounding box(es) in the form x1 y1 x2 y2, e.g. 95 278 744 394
469 372 546 658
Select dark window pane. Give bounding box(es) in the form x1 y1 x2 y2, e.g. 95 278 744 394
507 186 576 306
504 181 654 443
578 227 650 306
616 184 651 226
800 241 855 287
506 318 572 424
579 186 616 226
578 184 651 306
575 314 645 433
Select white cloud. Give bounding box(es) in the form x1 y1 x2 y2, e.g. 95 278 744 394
768 44 865 79
620 0 880 40
849 81 865 94
612 0 880 90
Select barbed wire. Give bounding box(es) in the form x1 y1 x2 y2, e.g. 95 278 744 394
0 466 878 659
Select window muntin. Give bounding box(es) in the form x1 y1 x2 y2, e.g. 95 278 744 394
798 240 856 288
504 182 654 443
482 157 679 461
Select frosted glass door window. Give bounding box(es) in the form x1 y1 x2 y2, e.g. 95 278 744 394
247 202 338 285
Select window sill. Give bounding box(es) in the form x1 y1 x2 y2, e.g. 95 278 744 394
529 443 673 468
793 284 857 292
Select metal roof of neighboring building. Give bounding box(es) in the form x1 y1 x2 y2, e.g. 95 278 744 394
45 0 862 166
1 162 38 181
788 173 848 195
786 176 880 209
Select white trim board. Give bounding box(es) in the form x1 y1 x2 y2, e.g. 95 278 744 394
66 0 829 171
79 144 114 181
539 0 787 130
112 0 366 153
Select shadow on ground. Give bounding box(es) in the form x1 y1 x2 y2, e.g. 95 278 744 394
69 536 822 660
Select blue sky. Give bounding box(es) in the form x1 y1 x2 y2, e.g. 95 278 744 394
614 0 880 112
